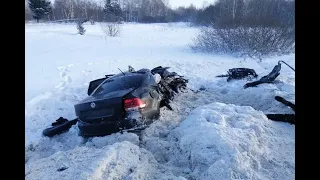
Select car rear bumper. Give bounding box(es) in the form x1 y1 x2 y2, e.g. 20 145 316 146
77 118 137 137
78 119 121 137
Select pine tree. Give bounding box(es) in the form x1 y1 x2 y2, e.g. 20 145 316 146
28 0 51 22
103 0 122 22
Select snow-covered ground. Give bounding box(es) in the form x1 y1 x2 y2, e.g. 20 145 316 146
25 22 295 180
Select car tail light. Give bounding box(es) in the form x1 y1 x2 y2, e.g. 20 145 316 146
124 98 146 111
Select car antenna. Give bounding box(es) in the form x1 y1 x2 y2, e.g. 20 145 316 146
118 68 125 75
118 68 127 86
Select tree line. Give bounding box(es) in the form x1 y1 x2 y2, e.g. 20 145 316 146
192 0 295 59
26 0 295 58
195 0 294 28
26 0 172 23
26 0 294 27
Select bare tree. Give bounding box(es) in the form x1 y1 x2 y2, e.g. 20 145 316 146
25 2 33 21
50 0 105 22
100 22 121 37
83 0 88 18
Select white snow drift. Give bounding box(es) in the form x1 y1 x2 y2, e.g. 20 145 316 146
25 23 295 180
25 102 294 180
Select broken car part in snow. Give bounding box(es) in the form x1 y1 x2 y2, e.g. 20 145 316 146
266 96 295 124
244 60 295 88
42 65 189 137
216 60 294 89
216 68 258 82
42 117 78 137
237 61 295 124
42 61 294 138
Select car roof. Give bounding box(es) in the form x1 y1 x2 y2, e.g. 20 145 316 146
111 70 150 79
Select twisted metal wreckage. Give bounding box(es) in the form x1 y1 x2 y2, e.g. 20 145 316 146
43 61 295 138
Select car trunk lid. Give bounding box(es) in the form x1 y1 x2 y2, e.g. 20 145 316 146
74 88 134 123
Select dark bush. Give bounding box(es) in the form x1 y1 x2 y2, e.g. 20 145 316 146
77 22 86 35
191 26 295 60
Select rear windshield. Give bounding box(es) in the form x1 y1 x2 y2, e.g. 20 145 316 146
91 74 144 96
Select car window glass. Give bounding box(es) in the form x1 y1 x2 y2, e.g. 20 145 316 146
92 74 144 96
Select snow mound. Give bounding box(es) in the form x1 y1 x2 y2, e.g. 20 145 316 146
25 85 86 146
25 141 185 180
25 130 140 164
196 78 295 114
163 102 294 179
25 102 294 180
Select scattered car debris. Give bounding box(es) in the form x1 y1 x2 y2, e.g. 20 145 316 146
266 96 295 124
57 166 68 172
244 60 295 88
216 68 258 81
42 61 295 138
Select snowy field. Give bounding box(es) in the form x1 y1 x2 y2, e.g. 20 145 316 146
25 22 295 180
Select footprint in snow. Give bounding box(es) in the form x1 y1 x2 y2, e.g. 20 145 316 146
57 66 70 72
60 71 67 78
64 76 72 83
57 66 65 71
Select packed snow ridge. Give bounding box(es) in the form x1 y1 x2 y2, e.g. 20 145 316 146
25 23 295 180
25 102 294 180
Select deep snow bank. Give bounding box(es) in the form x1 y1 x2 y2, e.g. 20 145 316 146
26 102 294 180
25 141 185 180
146 102 294 180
